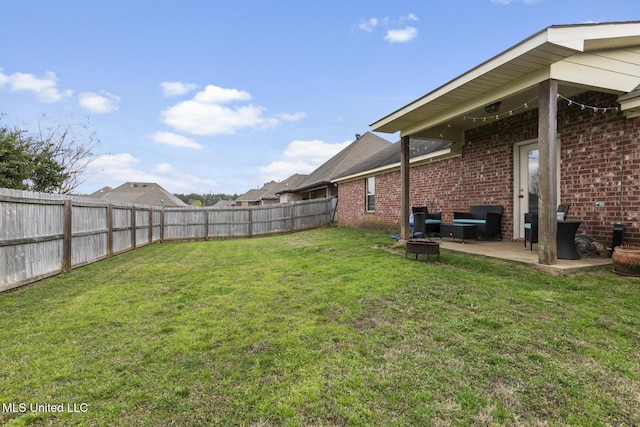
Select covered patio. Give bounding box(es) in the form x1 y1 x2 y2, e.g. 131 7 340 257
371 21 640 267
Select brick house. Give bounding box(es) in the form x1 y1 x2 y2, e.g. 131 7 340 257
333 22 640 264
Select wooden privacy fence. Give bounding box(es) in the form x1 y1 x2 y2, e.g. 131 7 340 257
0 188 336 292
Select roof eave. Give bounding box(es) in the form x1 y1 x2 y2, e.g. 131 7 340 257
371 22 640 137
370 29 558 133
333 148 455 183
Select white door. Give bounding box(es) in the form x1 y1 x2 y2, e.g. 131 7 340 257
514 140 560 239
516 142 539 239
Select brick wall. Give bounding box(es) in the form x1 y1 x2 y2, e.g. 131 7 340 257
338 179 365 227
338 91 640 245
559 92 640 244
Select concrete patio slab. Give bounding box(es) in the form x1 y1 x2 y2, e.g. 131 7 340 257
436 239 612 275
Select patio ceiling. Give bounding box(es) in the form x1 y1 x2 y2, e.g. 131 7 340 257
371 21 640 141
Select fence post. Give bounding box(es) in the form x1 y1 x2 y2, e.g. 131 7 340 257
107 204 113 258
160 208 165 243
131 205 136 250
204 208 209 241
63 200 72 271
248 208 253 238
148 208 153 244
289 204 294 232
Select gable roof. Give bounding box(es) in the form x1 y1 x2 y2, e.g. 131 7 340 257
265 174 308 198
371 21 640 139
235 188 267 203
87 182 187 206
235 181 280 203
287 132 391 192
334 138 453 183
237 174 310 202
211 199 235 209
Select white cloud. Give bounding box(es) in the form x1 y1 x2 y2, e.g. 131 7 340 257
162 100 268 135
359 18 378 32
161 84 304 136
160 81 199 96
399 13 419 24
259 139 351 181
0 69 72 102
385 27 418 43
84 153 218 194
150 131 204 150
78 91 120 113
359 14 419 43
88 152 141 176
153 163 173 173
283 139 350 163
277 112 307 122
193 85 251 104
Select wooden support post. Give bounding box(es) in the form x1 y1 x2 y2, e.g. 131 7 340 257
538 79 558 265
400 135 410 241
63 200 72 271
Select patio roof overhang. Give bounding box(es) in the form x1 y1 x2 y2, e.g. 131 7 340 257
371 21 640 141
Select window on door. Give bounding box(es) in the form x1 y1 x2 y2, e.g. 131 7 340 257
514 140 560 239
366 177 375 212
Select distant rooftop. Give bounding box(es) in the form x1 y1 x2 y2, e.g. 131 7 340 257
86 182 187 207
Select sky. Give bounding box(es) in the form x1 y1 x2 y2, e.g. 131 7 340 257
1 0 639 196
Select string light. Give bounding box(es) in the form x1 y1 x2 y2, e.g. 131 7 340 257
436 93 619 139
557 94 618 113
463 96 539 122
438 123 452 138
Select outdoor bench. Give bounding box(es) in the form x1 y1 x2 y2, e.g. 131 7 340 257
453 205 503 240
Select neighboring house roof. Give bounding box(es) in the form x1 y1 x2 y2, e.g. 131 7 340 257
235 181 281 203
334 138 453 183
286 132 392 193
211 199 235 209
235 188 269 203
255 180 280 201
88 186 113 197
87 182 187 207
371 21 640 140
263 174 308 199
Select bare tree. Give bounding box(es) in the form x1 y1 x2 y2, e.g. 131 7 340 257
35 114 100 194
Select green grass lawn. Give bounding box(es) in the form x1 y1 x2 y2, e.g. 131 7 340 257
1 227 638 426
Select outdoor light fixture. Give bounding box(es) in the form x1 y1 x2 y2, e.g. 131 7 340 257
484 101 501 114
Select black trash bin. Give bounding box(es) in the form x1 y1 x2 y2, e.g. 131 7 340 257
610 223 625 254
